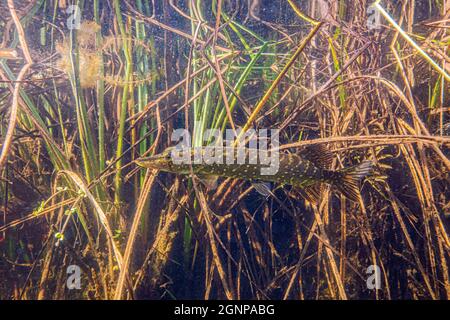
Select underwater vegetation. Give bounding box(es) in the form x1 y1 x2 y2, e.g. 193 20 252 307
55 21 102 88
56 20 154 88
0 0 449 300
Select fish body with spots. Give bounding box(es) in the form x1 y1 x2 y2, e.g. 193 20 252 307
136 146 372 202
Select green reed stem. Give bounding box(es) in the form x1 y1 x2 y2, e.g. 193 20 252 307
94 0 106 172
113 0 133 207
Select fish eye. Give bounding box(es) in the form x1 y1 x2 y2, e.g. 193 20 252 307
163 146 177 160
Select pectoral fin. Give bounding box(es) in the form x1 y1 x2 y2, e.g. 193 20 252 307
252 182 272 197
197 175 219 190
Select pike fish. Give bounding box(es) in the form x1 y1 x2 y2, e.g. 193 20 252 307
136 145 372 203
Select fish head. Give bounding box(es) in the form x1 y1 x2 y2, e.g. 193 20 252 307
135 147 177 172
135 146 194 174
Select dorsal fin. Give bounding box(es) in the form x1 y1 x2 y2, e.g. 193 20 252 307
299 144 334 169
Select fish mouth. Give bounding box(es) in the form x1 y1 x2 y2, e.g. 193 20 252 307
135 155 166 168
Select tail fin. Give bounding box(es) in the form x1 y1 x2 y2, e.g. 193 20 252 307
334 161 373 202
